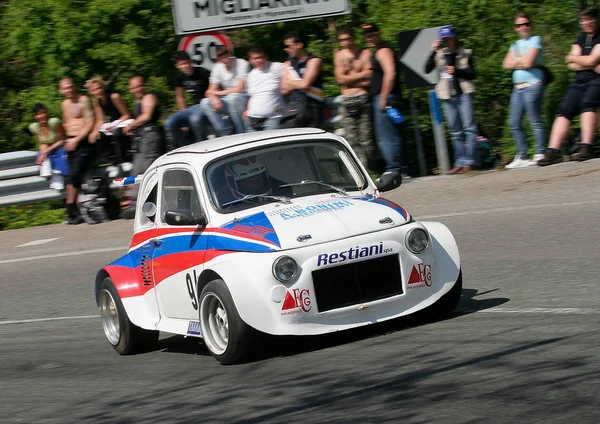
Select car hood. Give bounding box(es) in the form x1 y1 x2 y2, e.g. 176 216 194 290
218 195 411 251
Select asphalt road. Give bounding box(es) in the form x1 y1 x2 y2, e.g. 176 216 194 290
1 160 600 423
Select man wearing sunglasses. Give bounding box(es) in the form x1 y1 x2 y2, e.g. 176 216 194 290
201 45 250 136
539 5 600 165
334 27 376 172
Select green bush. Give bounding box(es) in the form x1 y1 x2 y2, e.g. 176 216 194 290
0 200 66 231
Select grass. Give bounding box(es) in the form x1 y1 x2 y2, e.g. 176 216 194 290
0 200 66 231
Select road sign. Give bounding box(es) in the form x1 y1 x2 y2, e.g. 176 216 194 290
397 27 443 89
171 0 351 34
178 31 234 71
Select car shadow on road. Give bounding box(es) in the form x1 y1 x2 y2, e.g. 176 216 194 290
155 286 510 363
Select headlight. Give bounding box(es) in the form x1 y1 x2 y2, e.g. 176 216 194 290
272 256 298 282
406 228 429 254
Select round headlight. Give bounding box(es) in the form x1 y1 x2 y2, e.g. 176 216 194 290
272 256 298 282
406 228 429 254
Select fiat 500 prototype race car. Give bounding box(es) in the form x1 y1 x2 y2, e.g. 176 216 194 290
95 128 461 364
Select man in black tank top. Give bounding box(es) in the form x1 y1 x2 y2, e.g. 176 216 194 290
120 77 165 219
362 23 404 185
280 32 325 129
539 5 600 166
123 77 164 176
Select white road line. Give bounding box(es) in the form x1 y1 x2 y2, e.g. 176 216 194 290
466 307 598 315
0 315 98 325
417 199 600 220
0 246 127 265
17 238 59 248
0 307 597 327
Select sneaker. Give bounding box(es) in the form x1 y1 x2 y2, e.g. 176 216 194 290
505 157 533 169
570 143 595 161
531 154 545 163
537 149 563 166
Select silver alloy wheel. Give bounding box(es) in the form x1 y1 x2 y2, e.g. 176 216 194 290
99 289 121 346
200 292 229 355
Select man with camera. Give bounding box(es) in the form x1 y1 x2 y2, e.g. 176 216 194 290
425 25 478 174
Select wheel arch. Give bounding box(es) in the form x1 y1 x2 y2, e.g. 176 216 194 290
95 268 111 306
197 269 223 298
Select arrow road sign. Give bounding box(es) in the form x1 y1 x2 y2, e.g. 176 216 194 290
397 27 443 89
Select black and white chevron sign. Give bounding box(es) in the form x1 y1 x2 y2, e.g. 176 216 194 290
396 26 443 89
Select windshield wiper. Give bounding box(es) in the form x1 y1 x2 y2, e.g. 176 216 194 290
279 180 348 195
221 193 291 208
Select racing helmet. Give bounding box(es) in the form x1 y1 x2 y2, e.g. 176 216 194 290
224 156 271 199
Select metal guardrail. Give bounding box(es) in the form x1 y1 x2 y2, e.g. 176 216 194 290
0 151 63 207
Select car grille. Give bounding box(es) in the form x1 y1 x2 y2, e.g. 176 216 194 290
312 255 403 313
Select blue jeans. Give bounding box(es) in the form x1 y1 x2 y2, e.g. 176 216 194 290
164 104 206 148
245 116 281 132
509 83 545 158
442 94 477 167
201 93 247 136
372 94 403 173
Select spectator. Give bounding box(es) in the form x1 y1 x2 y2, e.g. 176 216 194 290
86 76 132 164
123 76 164 175
243 45 286 132
333 27 376 171
121 76 164 218
502 13 546 168
201 45 249 136
59 77 95 225
362 23 404 186
29 103 69 190
280 32 325 128
538 5 600 166
165 51 211 148
425 25 478 174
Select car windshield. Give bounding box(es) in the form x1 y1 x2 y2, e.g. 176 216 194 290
205 139 367 213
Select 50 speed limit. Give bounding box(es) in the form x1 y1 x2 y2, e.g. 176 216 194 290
178 32 234 71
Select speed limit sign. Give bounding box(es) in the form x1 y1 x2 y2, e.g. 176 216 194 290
178 31 234 71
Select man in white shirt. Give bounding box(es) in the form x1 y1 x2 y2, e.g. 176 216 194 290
201 45 250 136
243 45 286 131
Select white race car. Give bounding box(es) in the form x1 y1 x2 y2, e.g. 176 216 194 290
95 128 461 364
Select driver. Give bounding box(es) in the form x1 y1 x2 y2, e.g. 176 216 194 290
224 156 272 200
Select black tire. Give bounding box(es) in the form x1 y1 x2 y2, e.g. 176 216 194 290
434 270 463 317
199 279 255 365
98 278 159 355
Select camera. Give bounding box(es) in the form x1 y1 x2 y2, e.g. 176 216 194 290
440 38 448 48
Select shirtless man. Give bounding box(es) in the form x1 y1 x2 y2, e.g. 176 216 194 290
334 27 375 170
59 78 95 224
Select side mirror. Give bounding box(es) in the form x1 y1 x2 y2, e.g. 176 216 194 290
164 210 207 227
376 171 402 192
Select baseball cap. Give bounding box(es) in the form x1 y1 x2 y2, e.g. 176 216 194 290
362 23 380 35
439 25 456 39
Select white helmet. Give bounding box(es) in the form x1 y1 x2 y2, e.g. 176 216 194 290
224 156 271 199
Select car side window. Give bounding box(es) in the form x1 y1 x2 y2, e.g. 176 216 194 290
161 169 203 223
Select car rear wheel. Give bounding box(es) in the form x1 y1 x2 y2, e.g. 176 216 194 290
200 279 255 365
99 277 159 355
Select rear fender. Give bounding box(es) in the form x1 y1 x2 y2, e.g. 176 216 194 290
94 257 160 330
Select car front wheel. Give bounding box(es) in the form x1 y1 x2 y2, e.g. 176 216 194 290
98 277 159 355
200 279 255 365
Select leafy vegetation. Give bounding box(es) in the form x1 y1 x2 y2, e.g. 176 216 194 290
0 200 65 231
0 0 587 169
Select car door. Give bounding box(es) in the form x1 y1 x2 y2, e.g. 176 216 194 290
152 165 209 320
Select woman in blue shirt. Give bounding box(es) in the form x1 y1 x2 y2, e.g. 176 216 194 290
502 13 546 168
